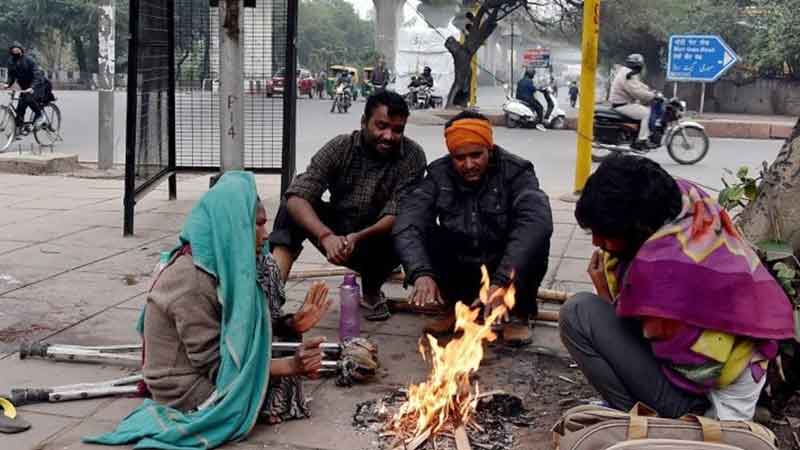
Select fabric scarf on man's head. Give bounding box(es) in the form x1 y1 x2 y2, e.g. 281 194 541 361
445 118 494 152
84 171 271 450
615 179 793 340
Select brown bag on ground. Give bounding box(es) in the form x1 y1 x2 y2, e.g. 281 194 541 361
606 439 747 450
550 403 777 450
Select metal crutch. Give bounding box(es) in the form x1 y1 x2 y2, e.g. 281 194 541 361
10 374 144 405
19 342 344 365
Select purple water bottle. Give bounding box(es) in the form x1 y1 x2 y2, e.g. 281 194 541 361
339 273 361 341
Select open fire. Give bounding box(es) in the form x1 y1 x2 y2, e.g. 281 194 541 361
387 266 516 449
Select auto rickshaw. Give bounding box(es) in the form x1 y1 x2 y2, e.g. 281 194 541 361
326 65 359 100
361 67 374 98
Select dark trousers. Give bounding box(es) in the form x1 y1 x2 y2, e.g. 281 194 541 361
428 237 548 319
559 293 709 418
268 202 399 294
15 92 42 127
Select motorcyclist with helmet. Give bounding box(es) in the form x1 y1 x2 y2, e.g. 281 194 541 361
609 54 658 150
516 66 553 131
408 66 434 108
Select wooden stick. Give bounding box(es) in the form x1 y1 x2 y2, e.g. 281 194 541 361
455 425 472 450
386 297 560 322
393 428 431 450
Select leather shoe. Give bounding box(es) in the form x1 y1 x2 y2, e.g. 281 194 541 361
501 319 532 347
423 312 456 336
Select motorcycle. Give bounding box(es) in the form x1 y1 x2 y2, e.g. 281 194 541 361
407 85 434 110
331 83 352 113
502 86 566 130
592 95 710 165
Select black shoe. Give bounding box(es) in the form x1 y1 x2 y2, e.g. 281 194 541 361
632 139 658 151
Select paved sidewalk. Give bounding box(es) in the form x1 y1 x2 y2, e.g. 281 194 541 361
0 172 593 450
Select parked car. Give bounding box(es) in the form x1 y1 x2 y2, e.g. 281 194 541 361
272 68 314 97
208 78 274 97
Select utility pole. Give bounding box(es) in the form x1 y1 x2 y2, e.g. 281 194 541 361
97 0 115 170
219 0 245 172
570 0 600 196
510 21 515 96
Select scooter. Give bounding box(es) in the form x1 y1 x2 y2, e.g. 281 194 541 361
502 86 566 130
591 95 710 165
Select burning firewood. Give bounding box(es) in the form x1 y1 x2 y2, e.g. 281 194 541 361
386 266 519 449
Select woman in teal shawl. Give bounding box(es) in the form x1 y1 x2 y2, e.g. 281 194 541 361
85 172 325 450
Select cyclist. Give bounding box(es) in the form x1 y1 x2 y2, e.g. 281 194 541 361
4 42 51 132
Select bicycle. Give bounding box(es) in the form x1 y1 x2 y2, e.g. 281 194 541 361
0 90 62 152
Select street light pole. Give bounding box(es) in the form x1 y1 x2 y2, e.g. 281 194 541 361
219 0 245 172
571 0 600 195
510 21 514 96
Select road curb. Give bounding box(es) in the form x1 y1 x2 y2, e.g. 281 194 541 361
0 151 80 175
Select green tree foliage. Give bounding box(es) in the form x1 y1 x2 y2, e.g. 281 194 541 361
595 0 797 80
298 0 377 72
0 0 132 82
747 0 800 78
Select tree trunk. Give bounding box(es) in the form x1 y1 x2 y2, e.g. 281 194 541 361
738 118 800 252
446 37 475 108
73 36 91 88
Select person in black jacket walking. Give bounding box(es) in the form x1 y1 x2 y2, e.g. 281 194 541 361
4 42 47 129
393 111 553 346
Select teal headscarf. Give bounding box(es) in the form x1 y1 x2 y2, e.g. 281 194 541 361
84 171 271 450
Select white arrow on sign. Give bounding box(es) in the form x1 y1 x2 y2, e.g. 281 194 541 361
722 51 734 66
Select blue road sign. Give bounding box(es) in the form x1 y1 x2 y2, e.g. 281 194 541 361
667 35 738 82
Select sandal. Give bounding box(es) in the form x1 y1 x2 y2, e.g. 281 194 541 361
360 292 391 322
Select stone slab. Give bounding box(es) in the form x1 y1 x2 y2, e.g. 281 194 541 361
0 410 79 450
49 306 142 347
0 243 125 270
0 219 92 243
0 239 30 255
0 152 80 175
0 295 93 353
4 270 147 310
551 257 592 284
37 418 133 450
563 237 595 260
0 264 66 294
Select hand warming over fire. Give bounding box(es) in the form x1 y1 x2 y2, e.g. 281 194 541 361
291 282 331 334
485 285 511 326
410 275 443 307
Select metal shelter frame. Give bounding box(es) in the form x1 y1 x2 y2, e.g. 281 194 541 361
123 0 298 235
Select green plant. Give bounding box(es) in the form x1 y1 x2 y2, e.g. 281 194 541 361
719 166 800 304
718 166 760 211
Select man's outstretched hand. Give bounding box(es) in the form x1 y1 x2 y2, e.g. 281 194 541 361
292 282 331 334
410 275 443 307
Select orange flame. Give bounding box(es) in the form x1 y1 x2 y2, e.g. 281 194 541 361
389 265 516 439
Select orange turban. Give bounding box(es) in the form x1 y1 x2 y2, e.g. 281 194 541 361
444 118 494 152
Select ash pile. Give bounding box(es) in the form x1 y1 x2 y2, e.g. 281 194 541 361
353 390 535 450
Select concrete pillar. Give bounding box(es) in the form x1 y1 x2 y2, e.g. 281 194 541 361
219 0 245 172
97 0 115 170
373 0 403 72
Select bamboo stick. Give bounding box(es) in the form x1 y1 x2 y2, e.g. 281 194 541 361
290 268 574 304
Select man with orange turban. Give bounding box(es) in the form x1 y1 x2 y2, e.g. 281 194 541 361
393 111 553 346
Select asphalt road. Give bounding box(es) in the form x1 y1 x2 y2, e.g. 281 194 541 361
26 89 784 196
